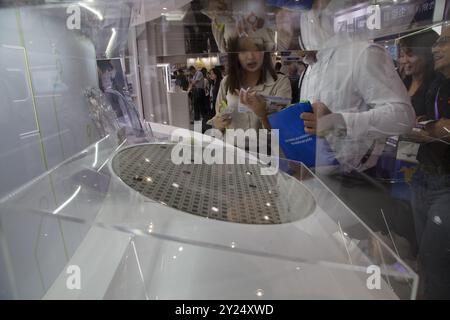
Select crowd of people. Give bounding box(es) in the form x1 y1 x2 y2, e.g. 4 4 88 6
173 65 225 131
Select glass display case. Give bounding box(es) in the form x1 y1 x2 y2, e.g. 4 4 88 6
0 127 418 299
1 0 449 300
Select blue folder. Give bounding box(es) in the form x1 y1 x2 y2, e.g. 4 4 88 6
268 101 338 168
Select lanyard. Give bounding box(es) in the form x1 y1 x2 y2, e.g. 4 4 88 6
434 87 441 120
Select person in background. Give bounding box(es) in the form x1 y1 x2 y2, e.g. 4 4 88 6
202 67 211 102
189 65 207 122
211 35 291 135
209 67 223 119
97 60 142 132
98 60 120 92
274 0 416 172
287 62 303 104
408 25 450 299
187 66 196 123
97 60 123 118
202 67 211 131
275 0 417 265
397 54 407 82
219 65 227 77
399 30 439 117
176 69 189 91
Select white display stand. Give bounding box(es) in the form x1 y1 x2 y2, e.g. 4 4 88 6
0 123 418 300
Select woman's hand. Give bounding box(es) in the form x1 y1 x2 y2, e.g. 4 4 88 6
212 115 231 130
402 128 434 143
236 89 267 119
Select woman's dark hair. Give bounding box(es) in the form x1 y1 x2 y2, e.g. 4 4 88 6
275 62 282 71
399 30 439 87
225 36 277 93
97 60 114 73
210 66 223 111
211 67 223 82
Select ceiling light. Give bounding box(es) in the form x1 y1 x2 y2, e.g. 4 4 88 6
105 28 117 58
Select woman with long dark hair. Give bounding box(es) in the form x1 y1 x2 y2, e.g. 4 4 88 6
212 36 291 132
399 30 439 117
209 67 223 118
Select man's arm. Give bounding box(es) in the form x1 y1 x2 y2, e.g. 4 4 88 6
340 44 416 139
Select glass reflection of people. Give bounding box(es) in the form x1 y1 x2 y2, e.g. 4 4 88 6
276 0 417 260
275 62 284 75
205 0 276 54
408 25 450 299
97 60 123 118
399 31 439 117
287 62 304 104
97 60 142 133
288 1 416 172
211 36 291 134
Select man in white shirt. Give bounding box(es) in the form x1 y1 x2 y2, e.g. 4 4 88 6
300 41 416 172
277 0 418 253
288 1 416 173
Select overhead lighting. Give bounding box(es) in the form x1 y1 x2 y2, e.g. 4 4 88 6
78 2 103 21
162 10 187 21
106 28 117 58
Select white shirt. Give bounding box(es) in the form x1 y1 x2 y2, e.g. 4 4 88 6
192 70 204 89
300 41 416 172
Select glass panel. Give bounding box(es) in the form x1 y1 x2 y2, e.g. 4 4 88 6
0 138 418 299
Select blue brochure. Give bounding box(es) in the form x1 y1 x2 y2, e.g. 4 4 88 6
268 101 338 168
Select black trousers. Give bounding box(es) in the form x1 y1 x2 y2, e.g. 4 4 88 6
192 88 207 121
411 170 450 299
